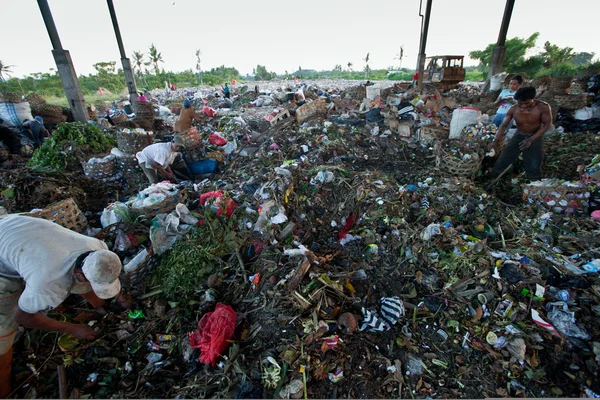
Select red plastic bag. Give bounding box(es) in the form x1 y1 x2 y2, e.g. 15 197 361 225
208 134 227 146
188 303 237 366
199 191 237 218
202 106 216 118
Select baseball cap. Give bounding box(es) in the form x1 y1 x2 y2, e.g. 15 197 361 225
81 250 122 299
183 99 191 108
172 135 186 148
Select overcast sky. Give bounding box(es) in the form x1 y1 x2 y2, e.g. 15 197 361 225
2 0 598 79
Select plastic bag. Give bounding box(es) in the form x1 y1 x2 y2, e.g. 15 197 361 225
450 107 481 139
100 202 129 228
123 247 148 273
188 303 237 366
199 191 237 218
208 134 227 146
115 230 132 252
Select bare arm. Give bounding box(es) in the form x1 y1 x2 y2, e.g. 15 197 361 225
494 107 515 142
14 307 97 340
529 104 552 142
79 291 105 309
151 161 174 178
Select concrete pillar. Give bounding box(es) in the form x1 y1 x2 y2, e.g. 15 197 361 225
52 50 89 122
121 58 138 102
487 0 515 79
107 0 138 103
417 0 433 93
38 0 88 122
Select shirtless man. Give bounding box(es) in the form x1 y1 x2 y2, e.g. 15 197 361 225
491 86 551 180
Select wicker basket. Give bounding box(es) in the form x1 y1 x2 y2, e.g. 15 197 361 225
553 94 591 110
25 93 47 108
113 153 148 189
95 222 156 286
435 143 482 179
0 92 24 103
128 190 187 218
28 198 88 233
551 76 573 91
116 130 154 154
111 112 128 124
82 156 117 180
503 72 529 87
420 125 449 143
523 181 589 214
531 75 552 89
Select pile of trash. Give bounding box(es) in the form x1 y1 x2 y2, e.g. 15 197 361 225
4 76 600 399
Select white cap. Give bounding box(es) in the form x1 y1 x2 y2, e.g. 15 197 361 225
81 250 122 299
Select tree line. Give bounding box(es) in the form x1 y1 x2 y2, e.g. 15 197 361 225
0 33 597 98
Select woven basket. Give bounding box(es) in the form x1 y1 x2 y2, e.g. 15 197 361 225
82 157 117 180
503 72 529 87
116 130 154 154
0 92 24 103
129 190 187 218
523 182 589 214
111 112 128 124
551 76 573 91
28 198 88 233
420 125 449 143
25 93 47 108
34 103 63 117
435 144 482 179
113 154 148 189
95 222 155 286
553 94 591 110
568 83 588 95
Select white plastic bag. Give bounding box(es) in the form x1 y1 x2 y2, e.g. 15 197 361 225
450 107 481 139
574 107 593 121
100 202 129 228
490 72 508 91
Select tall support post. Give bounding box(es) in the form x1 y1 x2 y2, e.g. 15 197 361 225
417 0 433 93
107 0 138 103
37 0 89 122
488 0 516 79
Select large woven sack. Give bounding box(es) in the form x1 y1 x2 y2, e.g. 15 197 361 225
0 102 33 129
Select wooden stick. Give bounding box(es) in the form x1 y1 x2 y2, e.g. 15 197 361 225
486 163 513 190
57 364 68 399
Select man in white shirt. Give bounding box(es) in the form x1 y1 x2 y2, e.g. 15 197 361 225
0 216 133 397
136 135 185 184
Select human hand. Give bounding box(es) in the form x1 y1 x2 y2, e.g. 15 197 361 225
519 138 532 150
69 324 98 341
117 296 138 310
487 140 499 151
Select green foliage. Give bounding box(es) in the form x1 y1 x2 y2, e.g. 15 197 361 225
541 41 575 68
253 65 276 81
470 32 540 72
152 210 242 300
27 122 116 170
469 33 596 78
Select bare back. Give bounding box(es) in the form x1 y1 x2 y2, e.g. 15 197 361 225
508 100 551 137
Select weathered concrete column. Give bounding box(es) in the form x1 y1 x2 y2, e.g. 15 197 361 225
37 0 89 122
107 0 138 103
487 0 515 79
52 49 89 121
417 0 433 93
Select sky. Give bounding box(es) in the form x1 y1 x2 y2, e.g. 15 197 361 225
2 0 598 79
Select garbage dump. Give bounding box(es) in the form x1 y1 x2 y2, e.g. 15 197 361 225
1 74 600 398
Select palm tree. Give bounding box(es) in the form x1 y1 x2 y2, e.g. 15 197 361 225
394 46 404 70
132 51 144 75
148 44 164 75
364 53 370 79
195 49 202 84
347 62 353 79
0 60 14 82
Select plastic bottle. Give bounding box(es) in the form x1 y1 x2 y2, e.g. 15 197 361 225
548 286 576 302
582 259 600 273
